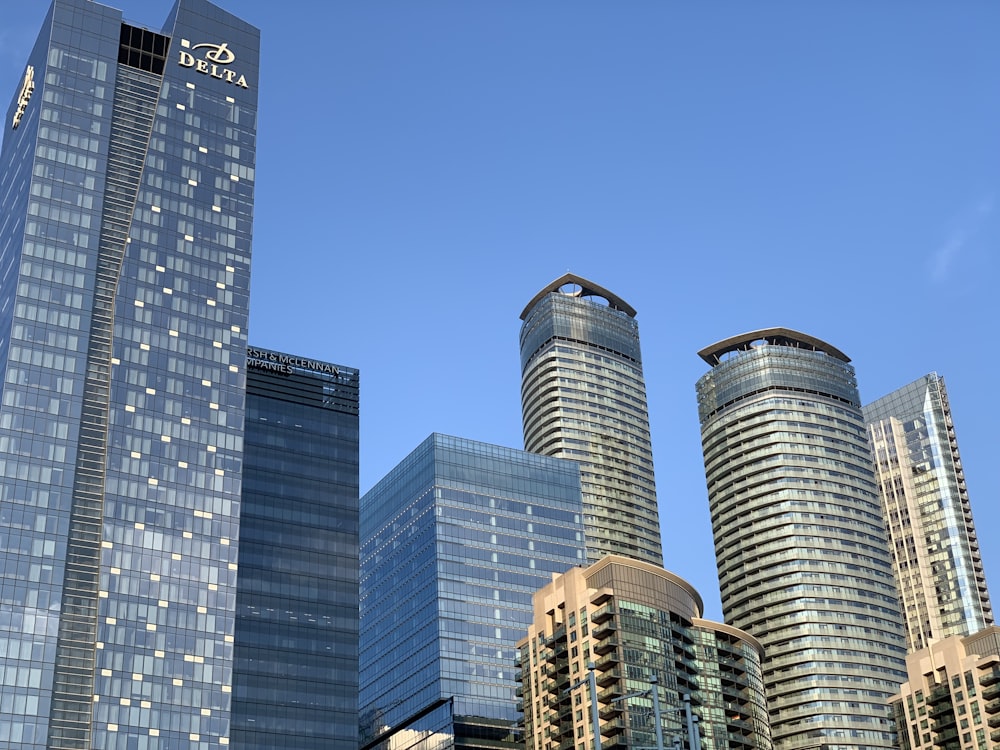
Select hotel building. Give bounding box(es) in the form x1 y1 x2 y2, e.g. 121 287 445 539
0 0 258 746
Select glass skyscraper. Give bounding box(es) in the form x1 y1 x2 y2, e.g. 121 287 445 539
695 328 908 750
232 347 360 750
864 373 993 652
0 1 258 747
519 274 662 566
359 434 586 750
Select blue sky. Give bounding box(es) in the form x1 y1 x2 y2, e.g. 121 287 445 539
3 0 998 621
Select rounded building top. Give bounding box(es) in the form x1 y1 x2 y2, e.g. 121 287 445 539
698 327 850 367
520 273 637 320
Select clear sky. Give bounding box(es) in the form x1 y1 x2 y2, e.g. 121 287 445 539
3 0 998 621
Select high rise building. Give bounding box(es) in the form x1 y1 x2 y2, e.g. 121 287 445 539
695 328 908 750
232 347 360 750
516 555 772 750
519 274 662 566
0 1 258 747
359 434 586 750
889 627 1000 750
864 373 993 652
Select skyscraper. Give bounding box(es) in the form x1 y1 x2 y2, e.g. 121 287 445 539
864 373 993 652
519 274 662 566
517 555 772 750
232 347 360 750
695 328 908 750
0 1 258 747
359 434 586 750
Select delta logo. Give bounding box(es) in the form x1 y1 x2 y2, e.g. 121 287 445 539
178 41 250 89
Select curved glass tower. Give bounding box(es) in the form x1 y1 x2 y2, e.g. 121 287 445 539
696 328 907 750
864 373 993 651
520 274 662 566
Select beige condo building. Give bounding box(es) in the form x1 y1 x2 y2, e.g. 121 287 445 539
516 556 771 750
890 627 1000 750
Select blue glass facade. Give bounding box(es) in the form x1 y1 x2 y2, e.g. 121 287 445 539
0 1 258 747
359 435 586 750
232 347 360 750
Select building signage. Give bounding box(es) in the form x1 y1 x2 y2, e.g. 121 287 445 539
178 42 249 89
11 65 35 129
247 347 340 377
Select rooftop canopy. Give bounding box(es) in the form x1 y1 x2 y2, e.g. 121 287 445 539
698 326 851 366
520 273 637 320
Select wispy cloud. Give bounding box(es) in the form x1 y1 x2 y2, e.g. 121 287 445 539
929 195 995 282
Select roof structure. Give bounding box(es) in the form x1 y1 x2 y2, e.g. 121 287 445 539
520 273 637 320
698 326 851 366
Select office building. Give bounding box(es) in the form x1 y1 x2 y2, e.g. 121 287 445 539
359 435 586 750
695 328 908 750
889 627 1000 750
0 0 258 747
864 374 993 652
517 555 772 750
232 347 360 750
519 274 662 566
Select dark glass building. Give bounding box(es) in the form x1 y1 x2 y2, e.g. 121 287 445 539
233 347 360 750
359 435 587 750
520 274 662 567
0 0 258 747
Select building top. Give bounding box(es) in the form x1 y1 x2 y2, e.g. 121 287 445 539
520 273 637 320
698 326 851 366
246 345 359 415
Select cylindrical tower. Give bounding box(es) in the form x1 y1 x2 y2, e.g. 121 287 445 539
520 274 662 566
695 328 907 750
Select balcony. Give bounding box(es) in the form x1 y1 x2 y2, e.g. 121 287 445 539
982 668 1000 688
600 718 626 737
927 701 955 721
597 683 623 703
983 682 1000 701
593 652 620 672
591 604 616 624
596 668 621 687
592 621 617 641
593 638 620 656
599 703 623 721
927 684 952 705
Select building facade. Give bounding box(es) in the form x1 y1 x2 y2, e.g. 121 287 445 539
516 556 772 750
519 274 662 566
695 328 908 750
890 627 1000 750
864 373 993 652
359 435 586 750
232 347 360 750
0 1 258 747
